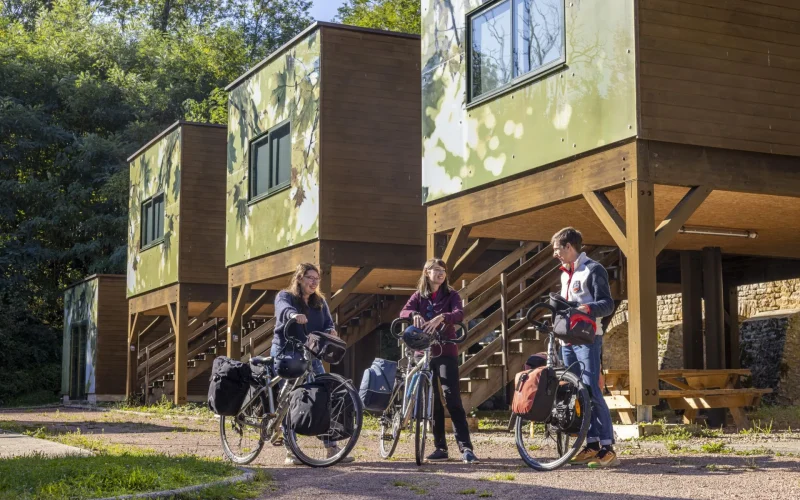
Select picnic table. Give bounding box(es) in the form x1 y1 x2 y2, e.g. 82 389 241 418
602 369 772 429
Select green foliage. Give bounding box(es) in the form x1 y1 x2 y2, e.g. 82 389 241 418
336 0 421 34
0 0 312 405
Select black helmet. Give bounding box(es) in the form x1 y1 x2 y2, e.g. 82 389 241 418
402 325 433 350
275 351 308 379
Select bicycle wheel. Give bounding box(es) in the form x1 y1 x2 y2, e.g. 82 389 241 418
379 386 403 459
220 389 268 465
515 370 591 471
414 376 430 466
285 373 363 467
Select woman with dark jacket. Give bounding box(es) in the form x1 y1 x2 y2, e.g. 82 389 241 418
400 258 479 464
272 262 354 465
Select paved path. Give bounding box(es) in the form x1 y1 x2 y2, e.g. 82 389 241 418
0 430 90 458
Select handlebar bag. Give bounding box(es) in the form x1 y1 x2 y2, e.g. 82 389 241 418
207 356 252 416
305 331 347 364
553 308 597 346
511 366 558 422
359 358 398 412
288 381 331 436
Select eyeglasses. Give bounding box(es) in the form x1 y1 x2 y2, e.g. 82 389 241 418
303 275 320 283
427 267 447 275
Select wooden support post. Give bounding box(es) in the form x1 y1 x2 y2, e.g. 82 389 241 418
227 283 251 358
427 233 447 260
320 262 333 372
681 251 704 369
442 225 470 271
625 180 660 411
126 312 140 400
724 281 740 369
703 247 725 370
500 273 509 405
171 288 190 405
144 346 150 406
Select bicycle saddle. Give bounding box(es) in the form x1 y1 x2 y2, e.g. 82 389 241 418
250 356 273 366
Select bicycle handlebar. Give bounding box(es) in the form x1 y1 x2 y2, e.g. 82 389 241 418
389 317 468 345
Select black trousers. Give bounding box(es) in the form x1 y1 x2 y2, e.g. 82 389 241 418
430 355 473 453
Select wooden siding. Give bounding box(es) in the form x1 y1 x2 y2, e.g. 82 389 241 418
95 276 128 396
319 27 426 245
638 0 800 156
179 125 228 285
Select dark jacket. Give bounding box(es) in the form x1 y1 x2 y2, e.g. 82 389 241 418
272 290 335 352
400 286 464 358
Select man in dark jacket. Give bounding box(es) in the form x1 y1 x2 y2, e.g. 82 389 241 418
552 227 619 468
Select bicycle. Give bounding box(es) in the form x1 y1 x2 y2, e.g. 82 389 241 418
511 295 592 471
378 318 466 466
219 318 363 467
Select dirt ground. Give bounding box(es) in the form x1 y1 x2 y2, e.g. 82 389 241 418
1 408 799 500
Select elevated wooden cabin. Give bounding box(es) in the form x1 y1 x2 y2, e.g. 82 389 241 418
62 275 127 403
125 122 228 404
224 22 428 377
422 0 800 420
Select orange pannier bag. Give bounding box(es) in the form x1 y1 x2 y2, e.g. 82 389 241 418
511 366 558 422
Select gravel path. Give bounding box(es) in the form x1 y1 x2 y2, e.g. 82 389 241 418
1 408 798 499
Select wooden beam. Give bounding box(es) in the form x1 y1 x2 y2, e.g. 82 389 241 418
129 285 179 314
242 291 270 323
459 241 540 299
703 247 726 370
654 185 712 254
681 251 704 370
126 312 140 399
138 316 165 341
188 300 222 329
625 180 660 408
451 238 495 283
427 142 633 233
173 287 189 405
645 140 800 198
583 190 628 254
227 284 251 358
442 225 470 271
320 241 424 270
329 266 374 312
228 241 319 287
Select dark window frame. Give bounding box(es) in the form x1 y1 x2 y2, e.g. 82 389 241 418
466 0 567 108
248 119 292 204
140 192 165 250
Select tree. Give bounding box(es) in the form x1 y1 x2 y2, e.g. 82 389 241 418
336 0 420 34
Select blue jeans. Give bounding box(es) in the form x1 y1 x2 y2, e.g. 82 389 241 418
562 335 614 446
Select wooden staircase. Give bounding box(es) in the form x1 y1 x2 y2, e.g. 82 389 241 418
138 317 227 402
453 242 621 412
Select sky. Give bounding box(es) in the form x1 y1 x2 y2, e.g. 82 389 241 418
310 0 348 22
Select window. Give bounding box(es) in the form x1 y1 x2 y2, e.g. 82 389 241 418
250 121 292 201
469 0 565 103
141 193 165 248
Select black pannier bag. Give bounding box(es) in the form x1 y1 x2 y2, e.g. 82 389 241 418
305 331 347 364
288 382 331 436
552 308 597 346
315 374 357 440
208 356 252 416
359 358 398 412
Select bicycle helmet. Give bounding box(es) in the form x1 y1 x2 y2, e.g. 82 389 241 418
402 325 433 350
275 351 308 379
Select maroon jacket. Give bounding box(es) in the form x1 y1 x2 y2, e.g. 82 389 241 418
399 286 464 358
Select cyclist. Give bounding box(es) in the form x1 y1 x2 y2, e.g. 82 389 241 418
272 262 355 465
399 258 479 464
551 227 619 468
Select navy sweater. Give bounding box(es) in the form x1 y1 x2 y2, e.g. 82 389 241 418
272 290 335 352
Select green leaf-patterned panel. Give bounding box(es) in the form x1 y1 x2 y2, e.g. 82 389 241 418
62 279 98 397
421 0 636 202
226 31 321 267
127 129 181 297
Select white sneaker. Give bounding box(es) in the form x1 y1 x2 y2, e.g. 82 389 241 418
284 452 302 465
327 445 355 463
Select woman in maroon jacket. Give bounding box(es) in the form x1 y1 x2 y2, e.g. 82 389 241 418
400 258 479 464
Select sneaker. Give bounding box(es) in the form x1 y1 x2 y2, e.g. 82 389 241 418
326 445 355 463
284 452 302 465
570 446 600 465
462 448 480 464
587 448 620 468
425 448 449 462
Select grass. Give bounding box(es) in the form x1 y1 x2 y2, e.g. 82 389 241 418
748 405 800 430
0 427 270 500
362 413 381 431
733 447 774 456
478 492 494 498
480 473 516 482
0 391 60 408
700 441 730 454
739 419 774 436
111 396 215 419
459 488 477 495
392 480 428 495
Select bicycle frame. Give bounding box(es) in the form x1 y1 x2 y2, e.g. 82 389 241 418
398 344 434 428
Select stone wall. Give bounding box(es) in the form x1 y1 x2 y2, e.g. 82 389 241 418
739 310 800 405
